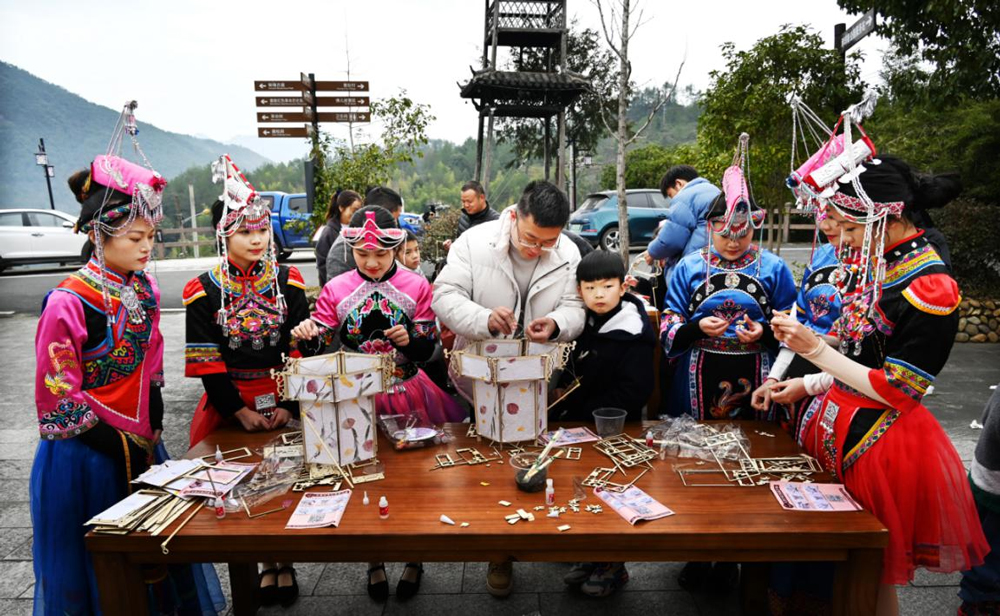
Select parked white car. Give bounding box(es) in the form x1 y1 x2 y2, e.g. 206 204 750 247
0 209 88 273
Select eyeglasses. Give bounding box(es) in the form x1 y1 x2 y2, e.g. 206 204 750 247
515 218 560 251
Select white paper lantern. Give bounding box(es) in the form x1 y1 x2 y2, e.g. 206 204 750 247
450 339 571 444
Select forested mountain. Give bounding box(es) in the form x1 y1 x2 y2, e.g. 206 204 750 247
0 62 270 212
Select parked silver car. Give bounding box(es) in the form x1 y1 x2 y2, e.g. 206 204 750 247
0 209 88 273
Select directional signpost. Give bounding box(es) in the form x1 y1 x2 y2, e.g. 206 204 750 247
254 73 371 212
835 9 877 56
257 112 372 123
257 126 309 138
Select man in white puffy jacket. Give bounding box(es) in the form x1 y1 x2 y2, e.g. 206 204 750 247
432 180 585 596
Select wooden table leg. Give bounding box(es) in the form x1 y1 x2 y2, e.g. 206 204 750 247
229 562 260 616
833 548 883 616
92 551 148 616
740 562 770 616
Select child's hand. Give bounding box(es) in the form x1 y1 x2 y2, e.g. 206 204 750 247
291 318 320 341
384 324 410 347
699 316 729 337
751 378 776 411
624 274 639 289
770 378 808 405
736 317 763 343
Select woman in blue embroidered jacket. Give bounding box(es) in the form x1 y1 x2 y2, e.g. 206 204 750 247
31 150 224 615
772 155 987 614
660 153 796 420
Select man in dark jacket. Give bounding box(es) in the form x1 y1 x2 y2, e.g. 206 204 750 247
442 180 500 250
550 250 655 422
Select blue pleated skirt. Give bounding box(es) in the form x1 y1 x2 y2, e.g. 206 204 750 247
30 438 226 615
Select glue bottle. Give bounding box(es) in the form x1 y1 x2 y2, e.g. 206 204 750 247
214 495 226 519
645 431 654 447
545 478 555 506
378 496 389 519
214 445 224 464
362 491 370 506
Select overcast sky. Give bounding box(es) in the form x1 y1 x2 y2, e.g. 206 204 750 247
0 0 887 164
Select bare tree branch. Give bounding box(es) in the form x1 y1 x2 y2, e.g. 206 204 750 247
624 58 685 145
592 0 625 60
599 104 618 140
629 7 647 39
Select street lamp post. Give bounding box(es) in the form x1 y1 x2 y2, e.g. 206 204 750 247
35 138 56 210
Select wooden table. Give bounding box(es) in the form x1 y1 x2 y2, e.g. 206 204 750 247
87 422 887 615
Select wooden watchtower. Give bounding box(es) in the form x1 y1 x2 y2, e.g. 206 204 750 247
460 0 589 192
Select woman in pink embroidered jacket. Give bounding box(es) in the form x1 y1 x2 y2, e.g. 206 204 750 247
31 153 224 615
293 205 465 426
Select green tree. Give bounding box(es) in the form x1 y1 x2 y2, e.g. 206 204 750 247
837 0 1000 100
599 142 701 190
310 92 434 226
697 24 865 218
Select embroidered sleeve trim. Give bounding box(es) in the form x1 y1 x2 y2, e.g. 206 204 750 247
39 399 99 440
883 356 934 400
184 343 226 377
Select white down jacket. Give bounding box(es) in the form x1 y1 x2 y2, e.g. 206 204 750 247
432 205 585 351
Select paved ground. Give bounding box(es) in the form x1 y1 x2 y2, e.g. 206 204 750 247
0 309 996 615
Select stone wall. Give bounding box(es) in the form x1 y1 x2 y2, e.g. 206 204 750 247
956 299 1000 343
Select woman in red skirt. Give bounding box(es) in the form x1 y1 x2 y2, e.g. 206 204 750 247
772 152 988 615
183 155 312 608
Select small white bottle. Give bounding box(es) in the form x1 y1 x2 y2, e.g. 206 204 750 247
362 491 370 506
214 495 226 519
214 445 224 464
545 478 555 506
378 496 389 519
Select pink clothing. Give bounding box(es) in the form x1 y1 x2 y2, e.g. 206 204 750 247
313 266 466 424
35 261 162 440
313 267 436 332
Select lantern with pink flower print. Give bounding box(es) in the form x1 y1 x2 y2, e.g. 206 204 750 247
448 339 572 445
273 350 393 467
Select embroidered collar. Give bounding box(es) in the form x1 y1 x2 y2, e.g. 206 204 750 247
209 258 276 297
83 257 131 287
225 257 267 279
883 230 927 263
702 245 759 270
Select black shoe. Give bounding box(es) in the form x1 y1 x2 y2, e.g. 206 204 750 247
276 565 299 608
367 563 389 602
396 562 424 601
709 562 740 590
677 561 712 591
259 567 279 606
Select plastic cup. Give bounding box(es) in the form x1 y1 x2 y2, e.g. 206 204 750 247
510 452 547 493
592 407 627 437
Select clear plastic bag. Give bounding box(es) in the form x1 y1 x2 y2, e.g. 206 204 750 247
646 415 751 461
